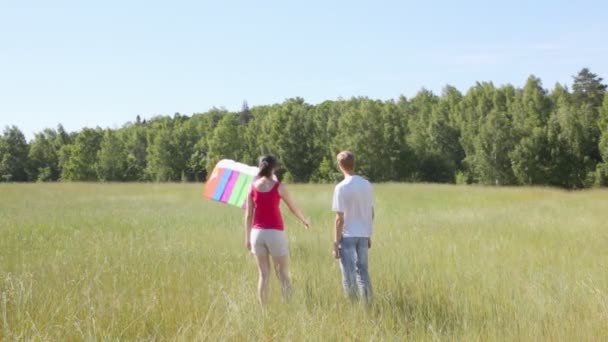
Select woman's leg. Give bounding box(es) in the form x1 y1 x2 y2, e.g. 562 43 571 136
272 255 292 300
255 255 271 306
267 230 292 300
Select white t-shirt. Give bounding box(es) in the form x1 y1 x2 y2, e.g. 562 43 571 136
332 175 374 238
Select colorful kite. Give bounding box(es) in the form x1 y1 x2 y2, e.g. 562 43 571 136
203 159 259 208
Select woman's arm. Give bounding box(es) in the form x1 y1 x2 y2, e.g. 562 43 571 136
278 184 310 229
245 191 254 250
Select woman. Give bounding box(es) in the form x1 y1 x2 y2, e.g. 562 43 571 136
245 155 310 306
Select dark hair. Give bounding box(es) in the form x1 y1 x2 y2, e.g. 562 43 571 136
258 155 277 178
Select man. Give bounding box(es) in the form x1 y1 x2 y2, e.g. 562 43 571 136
332 151 374 302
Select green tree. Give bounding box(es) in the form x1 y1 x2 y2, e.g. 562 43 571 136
572 68 607 109
59 128 103 181
510 76 553 185
458 82 497 182
241 104 290 170
309 100 343 182
206 113 244 175
571 69 606 166
333 98 408 181
28 128 64 181
470 86 518 185
0 126 29 182
119 120 148 181
596 94 608 185
544 89 596 188
411 86 464 182
267 98 321 182
476 109 517 185
144 116 194 182
510 127 551 185
96 129 128 181
405 89 443 181
239 100 253 125
174 118 201 181
146 121 175 181
380 100 411 181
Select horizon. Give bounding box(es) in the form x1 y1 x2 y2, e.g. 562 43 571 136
0 72 597 141
2 0 607 140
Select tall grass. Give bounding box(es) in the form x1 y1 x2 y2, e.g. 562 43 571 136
0 183 607 340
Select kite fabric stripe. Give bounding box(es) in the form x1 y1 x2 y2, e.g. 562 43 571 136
203 160 259 209
212 169 233 201
228 174 249 206
234 174 255 207
203 167 222 199
220 172 240 202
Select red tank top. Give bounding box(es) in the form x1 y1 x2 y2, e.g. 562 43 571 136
250 181 284 230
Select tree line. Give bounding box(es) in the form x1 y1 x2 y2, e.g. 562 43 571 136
1 68 607 188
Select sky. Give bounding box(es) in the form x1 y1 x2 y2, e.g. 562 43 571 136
1 0 607 140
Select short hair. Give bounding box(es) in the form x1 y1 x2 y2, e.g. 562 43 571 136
337 151 355 171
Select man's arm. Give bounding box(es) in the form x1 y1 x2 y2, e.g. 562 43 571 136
332 185 345 258
334 212 344 242
333 212 344 258
369 183 374 249
369 206 373 249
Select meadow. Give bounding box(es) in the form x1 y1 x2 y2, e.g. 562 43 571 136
1 183 607 341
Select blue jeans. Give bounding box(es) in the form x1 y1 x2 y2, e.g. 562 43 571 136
339 237 373 302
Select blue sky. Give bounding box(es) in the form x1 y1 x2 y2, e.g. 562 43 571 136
1 0 607 140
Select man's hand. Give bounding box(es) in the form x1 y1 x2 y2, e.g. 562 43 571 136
332 242 340 259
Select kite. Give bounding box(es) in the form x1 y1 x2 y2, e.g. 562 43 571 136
203 159 259 208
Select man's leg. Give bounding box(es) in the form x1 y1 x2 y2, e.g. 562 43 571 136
355 237 373 303
339 237 358 300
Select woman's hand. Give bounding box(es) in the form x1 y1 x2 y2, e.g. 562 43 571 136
302 218 311 230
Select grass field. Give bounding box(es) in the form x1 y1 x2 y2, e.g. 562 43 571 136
1 183 607 341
